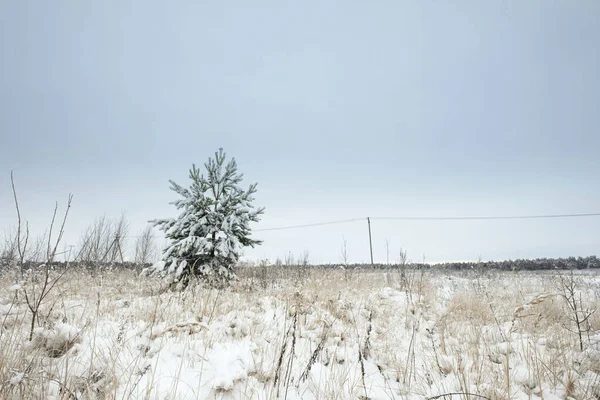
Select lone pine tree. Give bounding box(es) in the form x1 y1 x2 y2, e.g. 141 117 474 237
150 148 264 287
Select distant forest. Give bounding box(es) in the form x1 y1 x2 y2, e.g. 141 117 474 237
309 255 600 271
3 256 600 272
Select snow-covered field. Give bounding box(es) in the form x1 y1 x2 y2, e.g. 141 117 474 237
1 267 600 399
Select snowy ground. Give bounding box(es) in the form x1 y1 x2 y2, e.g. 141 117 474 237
1 267 600 399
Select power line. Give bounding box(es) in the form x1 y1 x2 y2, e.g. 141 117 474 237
121 218 365 237
119 212 600 237
254 218 366 232
371 213 600 221
254 212 600 232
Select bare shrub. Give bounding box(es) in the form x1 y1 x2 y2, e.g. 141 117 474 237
133 225 158 265
0 228 18 270
557 271 596 351
10 171 73 340
76 214 129 264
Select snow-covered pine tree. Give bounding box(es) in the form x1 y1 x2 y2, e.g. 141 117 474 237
150 149 264 287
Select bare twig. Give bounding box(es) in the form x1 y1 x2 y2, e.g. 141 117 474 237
11 171 29 277
48 195 73 263
10 171 22 259
47 202 58 261
11 171 74 340
426 393 491 400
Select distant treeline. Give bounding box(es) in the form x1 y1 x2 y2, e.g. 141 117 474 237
270 255 600 271
3 256 599 273
433 256 600 271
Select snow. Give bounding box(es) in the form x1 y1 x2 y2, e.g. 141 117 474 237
8 283 21 291
29 322 81 357
205 340 255 391
9 372 24 385
1 268 599 399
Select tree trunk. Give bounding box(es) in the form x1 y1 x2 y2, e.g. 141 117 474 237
29 310 37 341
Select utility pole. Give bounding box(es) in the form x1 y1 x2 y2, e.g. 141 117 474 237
367 217 374 265
385 238 390 265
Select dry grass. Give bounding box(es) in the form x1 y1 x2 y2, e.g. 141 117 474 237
0 266 599 399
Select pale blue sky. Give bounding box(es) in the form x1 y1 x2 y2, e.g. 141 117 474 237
1 1 599 263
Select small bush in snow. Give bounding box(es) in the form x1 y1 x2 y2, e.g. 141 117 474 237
150 148 264 288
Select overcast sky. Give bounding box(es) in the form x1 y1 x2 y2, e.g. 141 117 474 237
1 1 599 264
